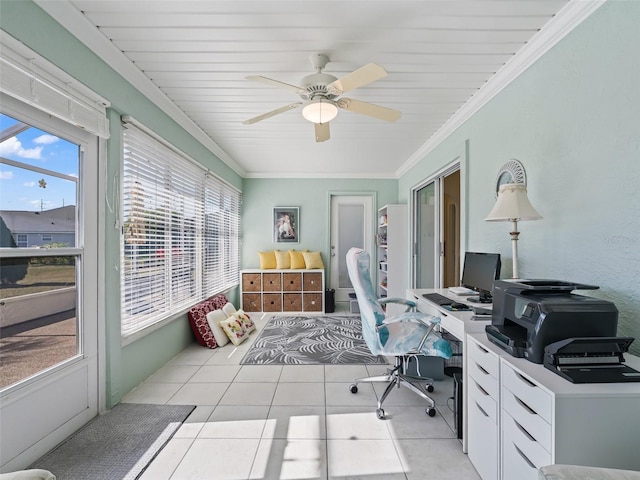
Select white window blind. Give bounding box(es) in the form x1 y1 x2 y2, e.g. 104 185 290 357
121 119 240 338
204 176 241 296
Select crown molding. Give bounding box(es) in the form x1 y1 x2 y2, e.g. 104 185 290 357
243 171 396 180
34 0 246 178
395 0 606 179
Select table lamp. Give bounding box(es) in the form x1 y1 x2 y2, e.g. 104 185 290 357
485 182 542 279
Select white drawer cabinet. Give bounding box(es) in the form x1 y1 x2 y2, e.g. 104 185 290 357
501 363 552 423
502 419 547 480
501 361 553 477
467 334 640 480
501 376 552 453
467 335 500 480
502 410 551 474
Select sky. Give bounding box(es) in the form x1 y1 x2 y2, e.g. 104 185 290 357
0 113 78 212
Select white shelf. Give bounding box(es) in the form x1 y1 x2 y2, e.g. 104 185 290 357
377 205 407 316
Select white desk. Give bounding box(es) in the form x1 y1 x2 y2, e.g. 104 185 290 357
407 289 640 477
406 288 491 452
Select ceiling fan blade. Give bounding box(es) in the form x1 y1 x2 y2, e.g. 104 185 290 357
326 63 387 95
314 122 330 142
246 75 306 95
243 103 302 125
337 98 401 123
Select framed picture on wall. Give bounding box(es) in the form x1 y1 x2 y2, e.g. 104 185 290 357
273 207 299 243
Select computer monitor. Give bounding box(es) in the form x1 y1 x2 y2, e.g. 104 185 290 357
460 252 501 304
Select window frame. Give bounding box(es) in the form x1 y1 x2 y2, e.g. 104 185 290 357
16 234 28 247
0 94 97 395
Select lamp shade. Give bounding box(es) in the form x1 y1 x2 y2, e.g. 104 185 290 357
485 183 542 221
302 98 338 124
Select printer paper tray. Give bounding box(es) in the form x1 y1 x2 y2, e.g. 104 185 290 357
544 336 640 383
548 364 640 384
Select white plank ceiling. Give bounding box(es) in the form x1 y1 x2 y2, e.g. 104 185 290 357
39 0 593 178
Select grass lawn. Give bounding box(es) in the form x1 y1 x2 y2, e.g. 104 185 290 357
0 264 76 299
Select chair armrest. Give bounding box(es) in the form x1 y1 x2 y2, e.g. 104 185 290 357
378 297 416 309
377 311 440 329
376 312 451 358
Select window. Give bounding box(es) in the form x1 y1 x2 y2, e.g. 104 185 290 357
121 120 241 338
0 112 81 390
16 234 27 247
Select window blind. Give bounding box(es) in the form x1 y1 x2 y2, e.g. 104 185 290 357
121 120 240 338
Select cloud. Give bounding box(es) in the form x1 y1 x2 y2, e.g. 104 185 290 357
0 171 14 180
0 137 43 159
33 134 59 145
24 181 36 187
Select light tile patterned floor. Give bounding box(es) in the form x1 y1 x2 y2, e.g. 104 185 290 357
127 306 481 480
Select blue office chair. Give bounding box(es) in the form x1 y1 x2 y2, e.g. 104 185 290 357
346 247 453 419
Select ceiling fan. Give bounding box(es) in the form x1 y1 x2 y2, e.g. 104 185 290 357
243 54 401 142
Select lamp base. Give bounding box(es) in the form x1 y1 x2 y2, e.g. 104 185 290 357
510 220 520 279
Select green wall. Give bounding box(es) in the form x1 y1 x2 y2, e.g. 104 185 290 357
399 1 640 353
1 1 243 406
242 178 398 273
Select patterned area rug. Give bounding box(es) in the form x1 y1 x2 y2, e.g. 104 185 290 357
240 315 388 365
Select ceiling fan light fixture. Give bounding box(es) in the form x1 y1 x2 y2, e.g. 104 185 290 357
302 98 338 124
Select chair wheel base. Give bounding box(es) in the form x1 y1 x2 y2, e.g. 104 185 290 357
376 408 385 420
426 407 436 417
349 384 358 394
426 384 434 393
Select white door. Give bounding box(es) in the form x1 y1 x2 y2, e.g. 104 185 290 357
329 195 373 303
0 96 99 471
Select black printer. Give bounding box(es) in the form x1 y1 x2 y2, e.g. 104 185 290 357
485 279 618 364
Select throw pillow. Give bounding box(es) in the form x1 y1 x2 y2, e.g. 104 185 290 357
302 251 324 269
274 250 291 269
187 299 218 349
210 294 228 311
234 309 256 334
258 250 276 269
205 309 230 347
222 302 237 316
220 316 249 346
289 250 306 269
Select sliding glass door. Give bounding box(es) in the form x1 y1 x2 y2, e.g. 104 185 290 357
412 166 461 289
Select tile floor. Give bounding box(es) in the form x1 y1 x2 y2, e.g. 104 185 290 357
125 307 481 480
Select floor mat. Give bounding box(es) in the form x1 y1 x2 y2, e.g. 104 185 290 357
30 403 195 480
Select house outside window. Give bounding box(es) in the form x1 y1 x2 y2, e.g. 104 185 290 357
41 234 52 242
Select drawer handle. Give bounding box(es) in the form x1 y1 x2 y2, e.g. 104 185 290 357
473 380 489 396
475 363 489 376
515 395 538 415
476 343 489 354
516 371 536 387
514 444 537 469
513 418 537 442
474 401 489 417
